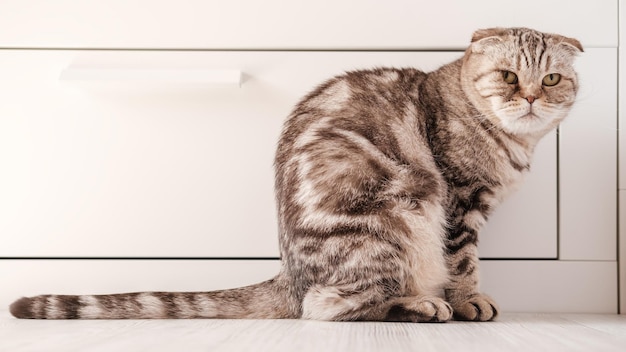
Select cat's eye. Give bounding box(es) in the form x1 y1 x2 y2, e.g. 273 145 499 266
542 73 561 86
502 71 518 84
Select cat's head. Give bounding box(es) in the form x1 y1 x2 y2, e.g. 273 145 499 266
461 27 583 136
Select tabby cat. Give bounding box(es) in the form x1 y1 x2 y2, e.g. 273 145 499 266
10 27 582 322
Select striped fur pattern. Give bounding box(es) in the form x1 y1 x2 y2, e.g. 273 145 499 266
10 28 582 321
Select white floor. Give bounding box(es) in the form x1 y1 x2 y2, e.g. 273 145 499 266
1 311 626 352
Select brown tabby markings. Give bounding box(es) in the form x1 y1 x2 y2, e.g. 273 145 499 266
10 28 582 322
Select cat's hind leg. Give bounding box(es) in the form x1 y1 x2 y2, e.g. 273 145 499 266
301 284 388 321
385 295 452 322
301 284 452 322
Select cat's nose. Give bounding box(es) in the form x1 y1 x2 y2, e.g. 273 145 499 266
525 95 536 104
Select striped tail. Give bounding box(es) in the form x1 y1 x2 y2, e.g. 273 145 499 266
9 278 293 319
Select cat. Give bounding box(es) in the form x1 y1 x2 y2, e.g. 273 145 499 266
10 27 582 322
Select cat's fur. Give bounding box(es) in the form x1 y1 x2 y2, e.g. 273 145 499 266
10 28 583 322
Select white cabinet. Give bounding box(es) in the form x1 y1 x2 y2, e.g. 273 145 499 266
0 0 619 313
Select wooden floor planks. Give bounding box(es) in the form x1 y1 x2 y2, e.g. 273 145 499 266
1 312 626 352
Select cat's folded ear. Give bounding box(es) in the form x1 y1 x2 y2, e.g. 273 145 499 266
469 28 507 53
551 35 584 53
471 28 509 43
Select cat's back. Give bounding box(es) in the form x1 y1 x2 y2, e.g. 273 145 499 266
275 67 429 164
273 67 443 243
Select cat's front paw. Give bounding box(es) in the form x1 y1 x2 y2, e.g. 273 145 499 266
450 293 498 321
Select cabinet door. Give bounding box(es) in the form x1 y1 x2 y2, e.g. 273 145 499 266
0 50 557 258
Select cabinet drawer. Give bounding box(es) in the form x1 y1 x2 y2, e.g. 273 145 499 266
0 50 561 258
0 0 617 49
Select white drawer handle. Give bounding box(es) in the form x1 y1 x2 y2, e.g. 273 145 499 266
59 68 242 86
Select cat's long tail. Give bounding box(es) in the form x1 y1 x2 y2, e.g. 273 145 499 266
9 277 295 319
